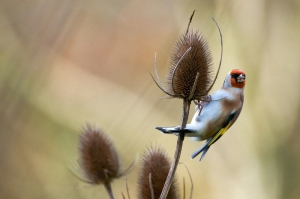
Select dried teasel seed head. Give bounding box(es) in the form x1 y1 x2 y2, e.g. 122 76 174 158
137 145 179 199
166 30 214 100
78 124 120 185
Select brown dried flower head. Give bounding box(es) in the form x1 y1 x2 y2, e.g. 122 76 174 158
78 124 120 185
166 30 214 100
151 20 223 102
137 145 179 199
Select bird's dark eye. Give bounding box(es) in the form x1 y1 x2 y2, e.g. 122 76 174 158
230 74 239 78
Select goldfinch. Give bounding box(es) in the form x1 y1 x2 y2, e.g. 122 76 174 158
156 69 246 161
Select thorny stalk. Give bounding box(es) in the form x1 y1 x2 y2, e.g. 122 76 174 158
159 15 223 199
159 11 196 199
159 99 191 199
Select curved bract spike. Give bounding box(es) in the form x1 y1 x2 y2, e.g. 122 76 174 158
153 53 166 91
205 18 223 95
149 173 155 199
185 10 195 37
179 162 194 199
69 161 93 184
118 154 139 178
150 73 173 96
187 72 199 101
171 47 192 95
125 178 131 199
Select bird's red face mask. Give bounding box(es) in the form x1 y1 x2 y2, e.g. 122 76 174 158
230 69 246 88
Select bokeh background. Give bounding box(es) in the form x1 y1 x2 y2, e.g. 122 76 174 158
1 0 300 198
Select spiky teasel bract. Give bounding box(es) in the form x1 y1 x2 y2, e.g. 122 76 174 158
137 145 179 199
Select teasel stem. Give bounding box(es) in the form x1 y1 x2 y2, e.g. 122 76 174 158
156 12 222 199
159 10 197 199
104 182 115 199
159 100 191 199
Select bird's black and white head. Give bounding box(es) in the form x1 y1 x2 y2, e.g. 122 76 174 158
223 69 246 89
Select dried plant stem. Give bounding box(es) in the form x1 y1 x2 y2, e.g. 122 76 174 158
104 183 115 199
181 100 191 129
159 100 191 199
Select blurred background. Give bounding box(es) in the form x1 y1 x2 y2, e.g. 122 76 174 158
1 0 300 198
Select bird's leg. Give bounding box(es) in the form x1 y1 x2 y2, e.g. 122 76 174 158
201 95 212 102
194 100 201 110
194 100 204 116
198 103 204 116
194 95 212 116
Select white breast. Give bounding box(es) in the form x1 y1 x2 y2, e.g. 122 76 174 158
186 89 236 141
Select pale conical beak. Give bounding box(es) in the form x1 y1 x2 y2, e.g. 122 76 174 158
237 74 245 83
